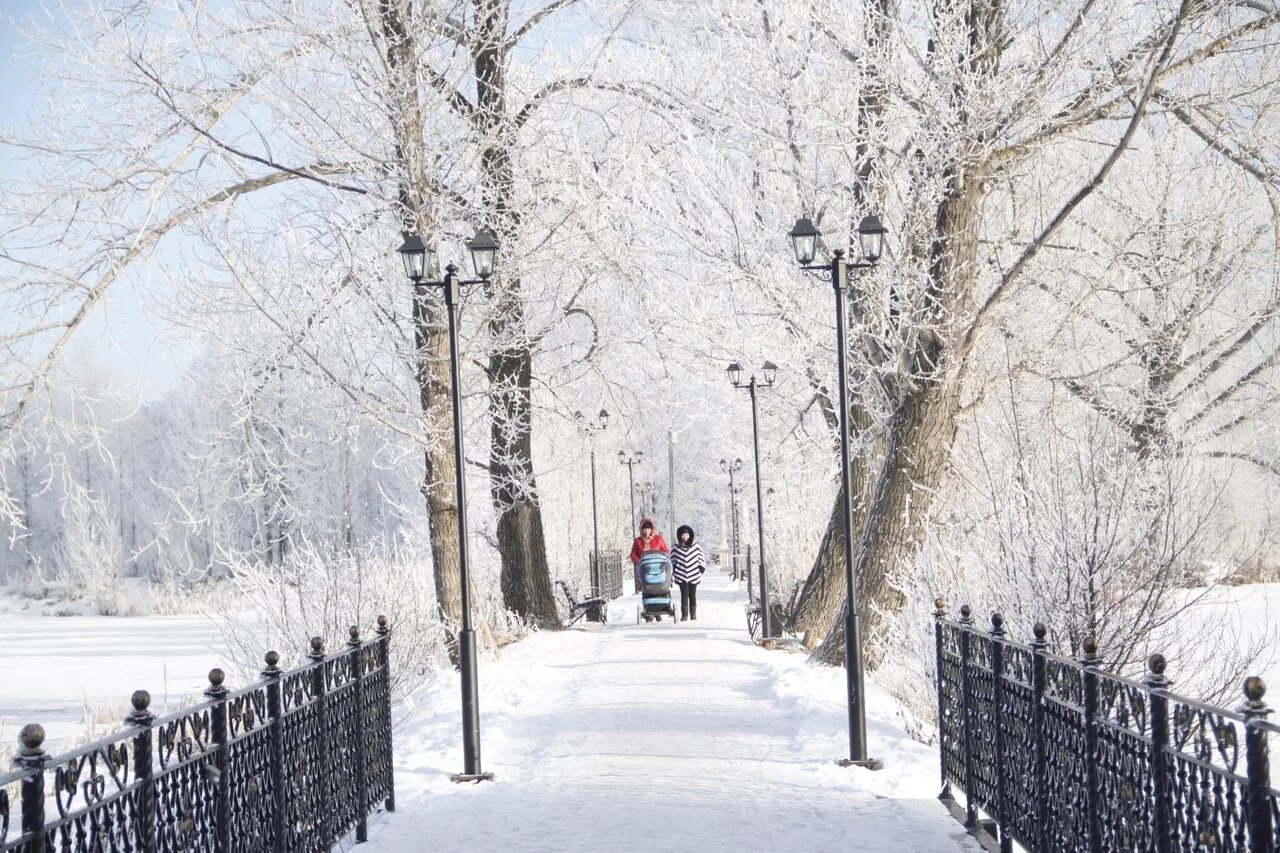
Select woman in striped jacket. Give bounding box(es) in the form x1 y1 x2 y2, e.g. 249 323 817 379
670 524 706 621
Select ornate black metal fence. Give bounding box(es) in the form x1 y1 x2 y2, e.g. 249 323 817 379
934 601 1278 853
589 548 625 601
0 618 395 853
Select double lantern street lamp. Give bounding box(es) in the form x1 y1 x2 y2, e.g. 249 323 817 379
719 457 743 579
788 212 886 770
397 226 499 784
618 451 643 531
727 361 777 641
577 409 610 595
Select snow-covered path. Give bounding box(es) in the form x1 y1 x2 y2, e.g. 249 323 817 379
366 576 978 852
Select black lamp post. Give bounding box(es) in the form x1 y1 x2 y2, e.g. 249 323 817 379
618 450 643 531
578 409 609 594
728 361 778 640
788 213 886 770
397 226 499 783
638 481 653 520
719 457 743 577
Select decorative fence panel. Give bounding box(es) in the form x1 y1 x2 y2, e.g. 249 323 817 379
934 601 1277 853
589 549 626 601
1 618 394 853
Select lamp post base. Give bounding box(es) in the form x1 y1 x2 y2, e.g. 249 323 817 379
836 757 884 771
450 772 496 784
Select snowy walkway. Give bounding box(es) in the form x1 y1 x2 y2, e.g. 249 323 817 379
365 576 978 852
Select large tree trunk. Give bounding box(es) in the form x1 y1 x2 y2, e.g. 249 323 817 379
379 0 463 630
810 376 964 665
811 152 986 668
487 311 560 627
803 0 999 668
418 317 465 629
473 0 560 627
789 402 875 646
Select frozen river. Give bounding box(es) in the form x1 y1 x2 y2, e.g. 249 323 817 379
0 608 226 755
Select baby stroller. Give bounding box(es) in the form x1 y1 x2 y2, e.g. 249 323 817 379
636 550 678 624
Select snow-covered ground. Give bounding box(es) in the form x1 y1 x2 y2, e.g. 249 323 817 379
7 577 1274 850
1166 582 1280 688
0 600 225 755
365 576 978 852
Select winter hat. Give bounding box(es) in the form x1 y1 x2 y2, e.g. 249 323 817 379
676 524 695 544
640 518 654 531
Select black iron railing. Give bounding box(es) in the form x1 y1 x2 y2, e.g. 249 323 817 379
589 549 625 601
934 601 1278 853
0 617 395 852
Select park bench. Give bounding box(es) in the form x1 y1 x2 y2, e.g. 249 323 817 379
557 580 609 626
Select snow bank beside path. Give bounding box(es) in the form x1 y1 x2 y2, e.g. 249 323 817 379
365 577 976 852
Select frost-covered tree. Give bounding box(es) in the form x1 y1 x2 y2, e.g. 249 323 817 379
632 0 1280 665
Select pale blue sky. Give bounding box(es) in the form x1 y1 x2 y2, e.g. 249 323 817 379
2 0 190 399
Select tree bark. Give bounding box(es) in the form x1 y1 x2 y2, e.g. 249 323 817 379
787 0 891 649
789 402 875 646
379 0 463 631
474 0 560 627
811 146 985 668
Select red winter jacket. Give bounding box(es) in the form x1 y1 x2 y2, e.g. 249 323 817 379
629 519 669 564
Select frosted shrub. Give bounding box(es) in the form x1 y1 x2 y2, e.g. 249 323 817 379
43 484 135 616
211 531 523 700
879 408 1274 736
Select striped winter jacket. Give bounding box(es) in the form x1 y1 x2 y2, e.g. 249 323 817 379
671 542 706 584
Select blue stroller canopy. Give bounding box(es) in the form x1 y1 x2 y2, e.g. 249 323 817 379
638 550 672 597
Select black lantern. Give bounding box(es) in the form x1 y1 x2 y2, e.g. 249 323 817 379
599 408 610 428
788 217 820 266
727 361 743 386
857 214 887 263
762 361 778 385
466 228 499 279
398 233 428 282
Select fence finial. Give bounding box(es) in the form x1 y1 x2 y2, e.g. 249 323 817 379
127 689 155 725
377 615 389 635
1146 653 1170 686
208 669 225 689
1082 635 1099 664
1032 622 1047 644
1243 676 1267 709
309 636 325 660
18 723 45 757
264 650 281 672
959 604 973 623
933 597 946 617
990 613 1005 636
349 625 361 645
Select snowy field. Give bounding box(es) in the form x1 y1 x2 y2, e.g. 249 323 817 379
1172 582 1280 687
365 576 978 852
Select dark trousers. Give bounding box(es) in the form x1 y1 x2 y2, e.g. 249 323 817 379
677 581 698 620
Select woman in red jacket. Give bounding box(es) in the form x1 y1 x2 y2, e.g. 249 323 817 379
629 518 669 592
